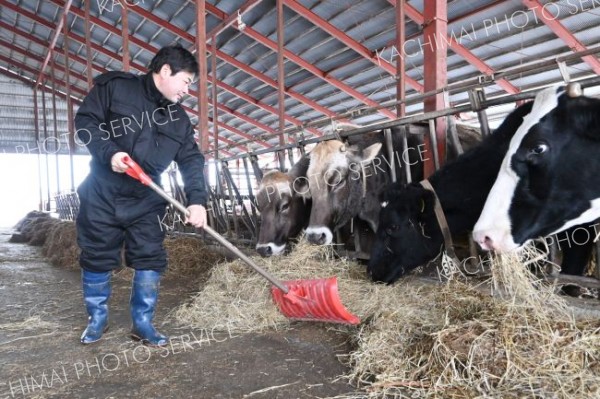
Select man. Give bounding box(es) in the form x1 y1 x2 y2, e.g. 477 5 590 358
75 45 207 347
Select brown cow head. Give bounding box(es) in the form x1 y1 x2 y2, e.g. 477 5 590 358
302 140 382 245
255 155 311 257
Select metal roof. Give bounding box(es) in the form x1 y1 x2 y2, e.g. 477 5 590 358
1 0 599 158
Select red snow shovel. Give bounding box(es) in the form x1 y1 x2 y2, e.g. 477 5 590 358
122 156 360 325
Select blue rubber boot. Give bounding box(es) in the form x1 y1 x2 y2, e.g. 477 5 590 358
130 270 168 347
80 270 111 344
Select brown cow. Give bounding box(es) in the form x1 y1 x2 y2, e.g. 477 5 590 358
301 129 425 246
255 155 311 257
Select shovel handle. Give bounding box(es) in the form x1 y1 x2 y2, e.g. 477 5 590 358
121 156 290 294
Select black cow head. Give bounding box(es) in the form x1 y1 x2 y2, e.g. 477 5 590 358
474 83 600 252
255 155 311 257
367 183 443 283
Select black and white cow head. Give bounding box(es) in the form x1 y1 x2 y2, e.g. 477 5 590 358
368 183 442 283
255 155 311 257
474 83 600 252
302 140 382 245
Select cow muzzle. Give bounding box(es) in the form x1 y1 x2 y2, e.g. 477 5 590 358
472 229 520 253
305 226 333 245
255 243 286 257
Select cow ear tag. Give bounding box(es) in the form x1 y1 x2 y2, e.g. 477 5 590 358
566 82 582 98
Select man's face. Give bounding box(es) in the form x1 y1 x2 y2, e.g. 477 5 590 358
157 65 194 103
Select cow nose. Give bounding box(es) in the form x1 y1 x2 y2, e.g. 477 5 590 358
256 245 272 257
473 230 495 251
307 232 326 245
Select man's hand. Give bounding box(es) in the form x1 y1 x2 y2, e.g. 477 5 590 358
185 204 207 228
111 152 130 173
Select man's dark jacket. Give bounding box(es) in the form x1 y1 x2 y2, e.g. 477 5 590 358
75 71 207 207
74 72 207 272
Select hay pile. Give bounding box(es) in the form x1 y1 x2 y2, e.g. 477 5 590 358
10 211 63 246
163 235 226 281
176 242 600 398
42 221 79 268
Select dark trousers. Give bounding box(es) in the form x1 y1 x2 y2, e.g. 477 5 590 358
76 174 168 273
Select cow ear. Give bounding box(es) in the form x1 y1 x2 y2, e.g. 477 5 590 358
361 143 382 163
292 177 311 200
289 154 310 180
419 189 436 215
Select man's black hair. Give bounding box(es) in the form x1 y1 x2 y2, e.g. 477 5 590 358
148 44 199 75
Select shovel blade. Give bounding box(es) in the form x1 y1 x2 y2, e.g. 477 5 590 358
271 277 360 325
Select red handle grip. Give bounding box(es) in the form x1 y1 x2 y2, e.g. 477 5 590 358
122 156 153 186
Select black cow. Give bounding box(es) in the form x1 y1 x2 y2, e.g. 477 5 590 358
474 83 600 253
255 155 311 257
369 100 595 283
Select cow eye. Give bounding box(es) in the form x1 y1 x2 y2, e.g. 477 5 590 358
385 225 399 236
529 143 548 155
333 180 346 191
280 202 290 212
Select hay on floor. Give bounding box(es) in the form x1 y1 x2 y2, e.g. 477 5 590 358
176 241 600 398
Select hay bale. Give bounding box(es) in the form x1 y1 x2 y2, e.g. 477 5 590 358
42 221 79 269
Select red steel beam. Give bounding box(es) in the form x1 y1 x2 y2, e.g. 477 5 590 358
277 0 286 170
35 0 73 87
84 0 93 88
196 0 209 152
285 0 424 93
206 0 263 39
217 80 320 136
522 0 600 75
215 102 278 136
423 0 447 177
120 0 130 72
211 38 219 159
1 39 88 85
224 19 398 119
0 53 87 98
387 0 519 95
63 12 76 190
396 0 405 117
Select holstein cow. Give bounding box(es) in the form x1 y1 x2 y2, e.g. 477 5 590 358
255 155 311 257
369 100 595 283
302 129 424 247
474 83 600 256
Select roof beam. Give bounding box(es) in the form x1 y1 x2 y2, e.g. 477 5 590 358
35 0 73 87
522 0 600 75
206 0 263 39
387 0 520 95
285 0 424 93
45 0 320 137
208 5 397 119
1 0 274 149
0 53 87 98
0 36 250 154
112 1 343 120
